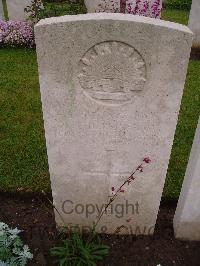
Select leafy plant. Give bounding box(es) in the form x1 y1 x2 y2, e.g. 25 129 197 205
24 0 44 23
25 0 86 24
165 0 192 10
0 222 33 266
50 157 151 265
51 230 109 266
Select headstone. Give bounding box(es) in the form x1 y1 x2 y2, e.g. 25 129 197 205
188 0 200 48
84 0 162 18
35 13 192 234
6 0 32 21
174 118 200 240
0 0 3 20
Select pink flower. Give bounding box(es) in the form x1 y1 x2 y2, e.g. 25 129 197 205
0 20 34 48
127 180 132 185
143 157 151 164
137 165 143 171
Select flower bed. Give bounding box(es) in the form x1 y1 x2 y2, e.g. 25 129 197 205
88 0 162 18
125 0 162 18
0 20 35 48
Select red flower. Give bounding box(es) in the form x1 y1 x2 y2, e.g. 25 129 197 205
127 180 131 185
111 187 115 192
143 157 151 164
137 165 143 171
120 188 125 193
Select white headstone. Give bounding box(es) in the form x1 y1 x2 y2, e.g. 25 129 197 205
6 0 32 21
0 0 3 20
35 14 192 234
189 0 200 48
174 118 200 240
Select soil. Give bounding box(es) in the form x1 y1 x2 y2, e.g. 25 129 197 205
0 193 200 266
191 48 200 61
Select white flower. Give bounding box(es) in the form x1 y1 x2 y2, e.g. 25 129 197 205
0 223 33 265
22 245 33 259
0 261 8 266
8 227 22 236
0 223 8 231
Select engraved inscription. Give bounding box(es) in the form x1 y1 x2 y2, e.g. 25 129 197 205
78 41 146 105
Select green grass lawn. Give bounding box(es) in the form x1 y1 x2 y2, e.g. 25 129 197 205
0 8 199 199
0 48 50 192
164 60 200 199
162 9 189 25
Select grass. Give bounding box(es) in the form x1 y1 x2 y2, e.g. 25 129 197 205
164 61 200 199
162 9 189 25
159 8 200 198
0 7 199 199
0 48 50 192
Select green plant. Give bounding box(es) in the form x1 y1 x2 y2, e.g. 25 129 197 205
0 222 33 265
42 1 86 18
51 230 109 266
24 0 44 23
50 158 151 265
24 0 86 24
165 0 192 10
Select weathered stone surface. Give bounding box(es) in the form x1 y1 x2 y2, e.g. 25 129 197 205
174 118 200 240
6 0 31 21
189 0 200 48
35 13 192 234
0 0 3 19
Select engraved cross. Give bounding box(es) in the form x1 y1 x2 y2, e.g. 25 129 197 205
84 150 130 180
